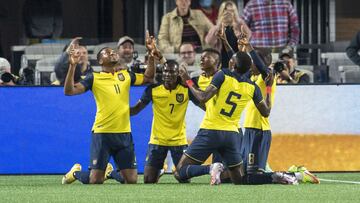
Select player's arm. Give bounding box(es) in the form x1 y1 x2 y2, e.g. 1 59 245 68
188 88 206 111
64 42 87 96
254 77 273 117
130 85 152 115
180 67 222 103
141 30 166 84
130 101 147 116
240 34 270 79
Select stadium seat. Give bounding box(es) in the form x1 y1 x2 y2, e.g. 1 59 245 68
321 52 356 83
338 65 360 83
24 43 66 55
34 56 59 85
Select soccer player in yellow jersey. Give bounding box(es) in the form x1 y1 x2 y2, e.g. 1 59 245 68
175 51 299 185
239 39 319 184
242 47 276 174
61 34 159 185
130 60 200 183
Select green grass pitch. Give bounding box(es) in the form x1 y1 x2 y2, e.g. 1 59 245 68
1 173 360 202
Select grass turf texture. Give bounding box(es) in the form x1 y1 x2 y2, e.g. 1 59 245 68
1 173 360 202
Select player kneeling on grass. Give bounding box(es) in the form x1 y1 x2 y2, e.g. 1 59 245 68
61 33 158 184
130 59 202 183
174 51 301 185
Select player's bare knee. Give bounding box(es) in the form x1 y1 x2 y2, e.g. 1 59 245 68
144 174 157 184
125 176 137 184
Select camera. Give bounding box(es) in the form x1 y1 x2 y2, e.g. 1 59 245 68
130 51 147 73
0 72 18 84
273 60 288 73
0 66 34 85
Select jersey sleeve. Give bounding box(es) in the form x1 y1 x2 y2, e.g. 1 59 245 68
249 50 270 79
191 76 199 86
79 73 94 91
188 88 200 106
128 70 144 86
210 70 225 89
139 85 153 105
252 84 263 104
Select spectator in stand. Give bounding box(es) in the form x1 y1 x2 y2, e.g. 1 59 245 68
206 1 251 68
54 38 93 85
275 48 310 84
158 0 213 53
178 42 203 77
197 0 218 25
22 0 63 44
117 36 147 73
0 57 14 86
242 0 300 50
346 31 360 66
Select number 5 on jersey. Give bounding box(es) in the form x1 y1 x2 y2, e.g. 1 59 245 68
220 91 241 117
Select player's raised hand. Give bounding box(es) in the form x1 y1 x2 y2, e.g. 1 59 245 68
237 26 250 52
179 63 191 82
145 30 154 52
265 68 275 87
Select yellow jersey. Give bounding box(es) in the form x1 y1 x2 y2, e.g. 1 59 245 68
192 74 214 110
81 70 144 133
140 83 198 146
244 75 276 130
200 69 263 132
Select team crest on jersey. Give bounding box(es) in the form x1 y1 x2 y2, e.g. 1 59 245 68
176 93 184 103
117 73 125 81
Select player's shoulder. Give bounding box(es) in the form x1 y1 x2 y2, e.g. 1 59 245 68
147 82 162 90
221 69 254 84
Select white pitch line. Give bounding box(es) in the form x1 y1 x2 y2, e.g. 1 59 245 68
319 178 360 184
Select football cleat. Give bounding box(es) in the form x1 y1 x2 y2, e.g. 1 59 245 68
210 162 224 185
288 165 320 184
104 163 114 181
272 172 298 185
62 163 82 184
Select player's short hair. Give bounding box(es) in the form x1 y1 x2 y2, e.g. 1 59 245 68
202 48 221 67
233 51 252 74
255 48 272 67
164 59 179 70
97 47 110 61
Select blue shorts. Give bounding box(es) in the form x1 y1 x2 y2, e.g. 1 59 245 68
212 128 243 164
242 128 272 173
185 129 243 168
146 144 187 170
90 133 137 171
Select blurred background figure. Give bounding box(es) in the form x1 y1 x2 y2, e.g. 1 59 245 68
158 0 213 53
242 0 300 50
346 30 360 66
22 0 63 44
178 42 202 77
117 36 147 73
206 0 250 68
0 57 14 85
197 0 218 25
54 38 92 85
275 48 310 84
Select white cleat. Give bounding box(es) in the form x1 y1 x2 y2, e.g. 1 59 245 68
272 172 299 185
210 162 224 185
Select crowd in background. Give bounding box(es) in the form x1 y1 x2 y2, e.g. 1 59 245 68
0 0 359 86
